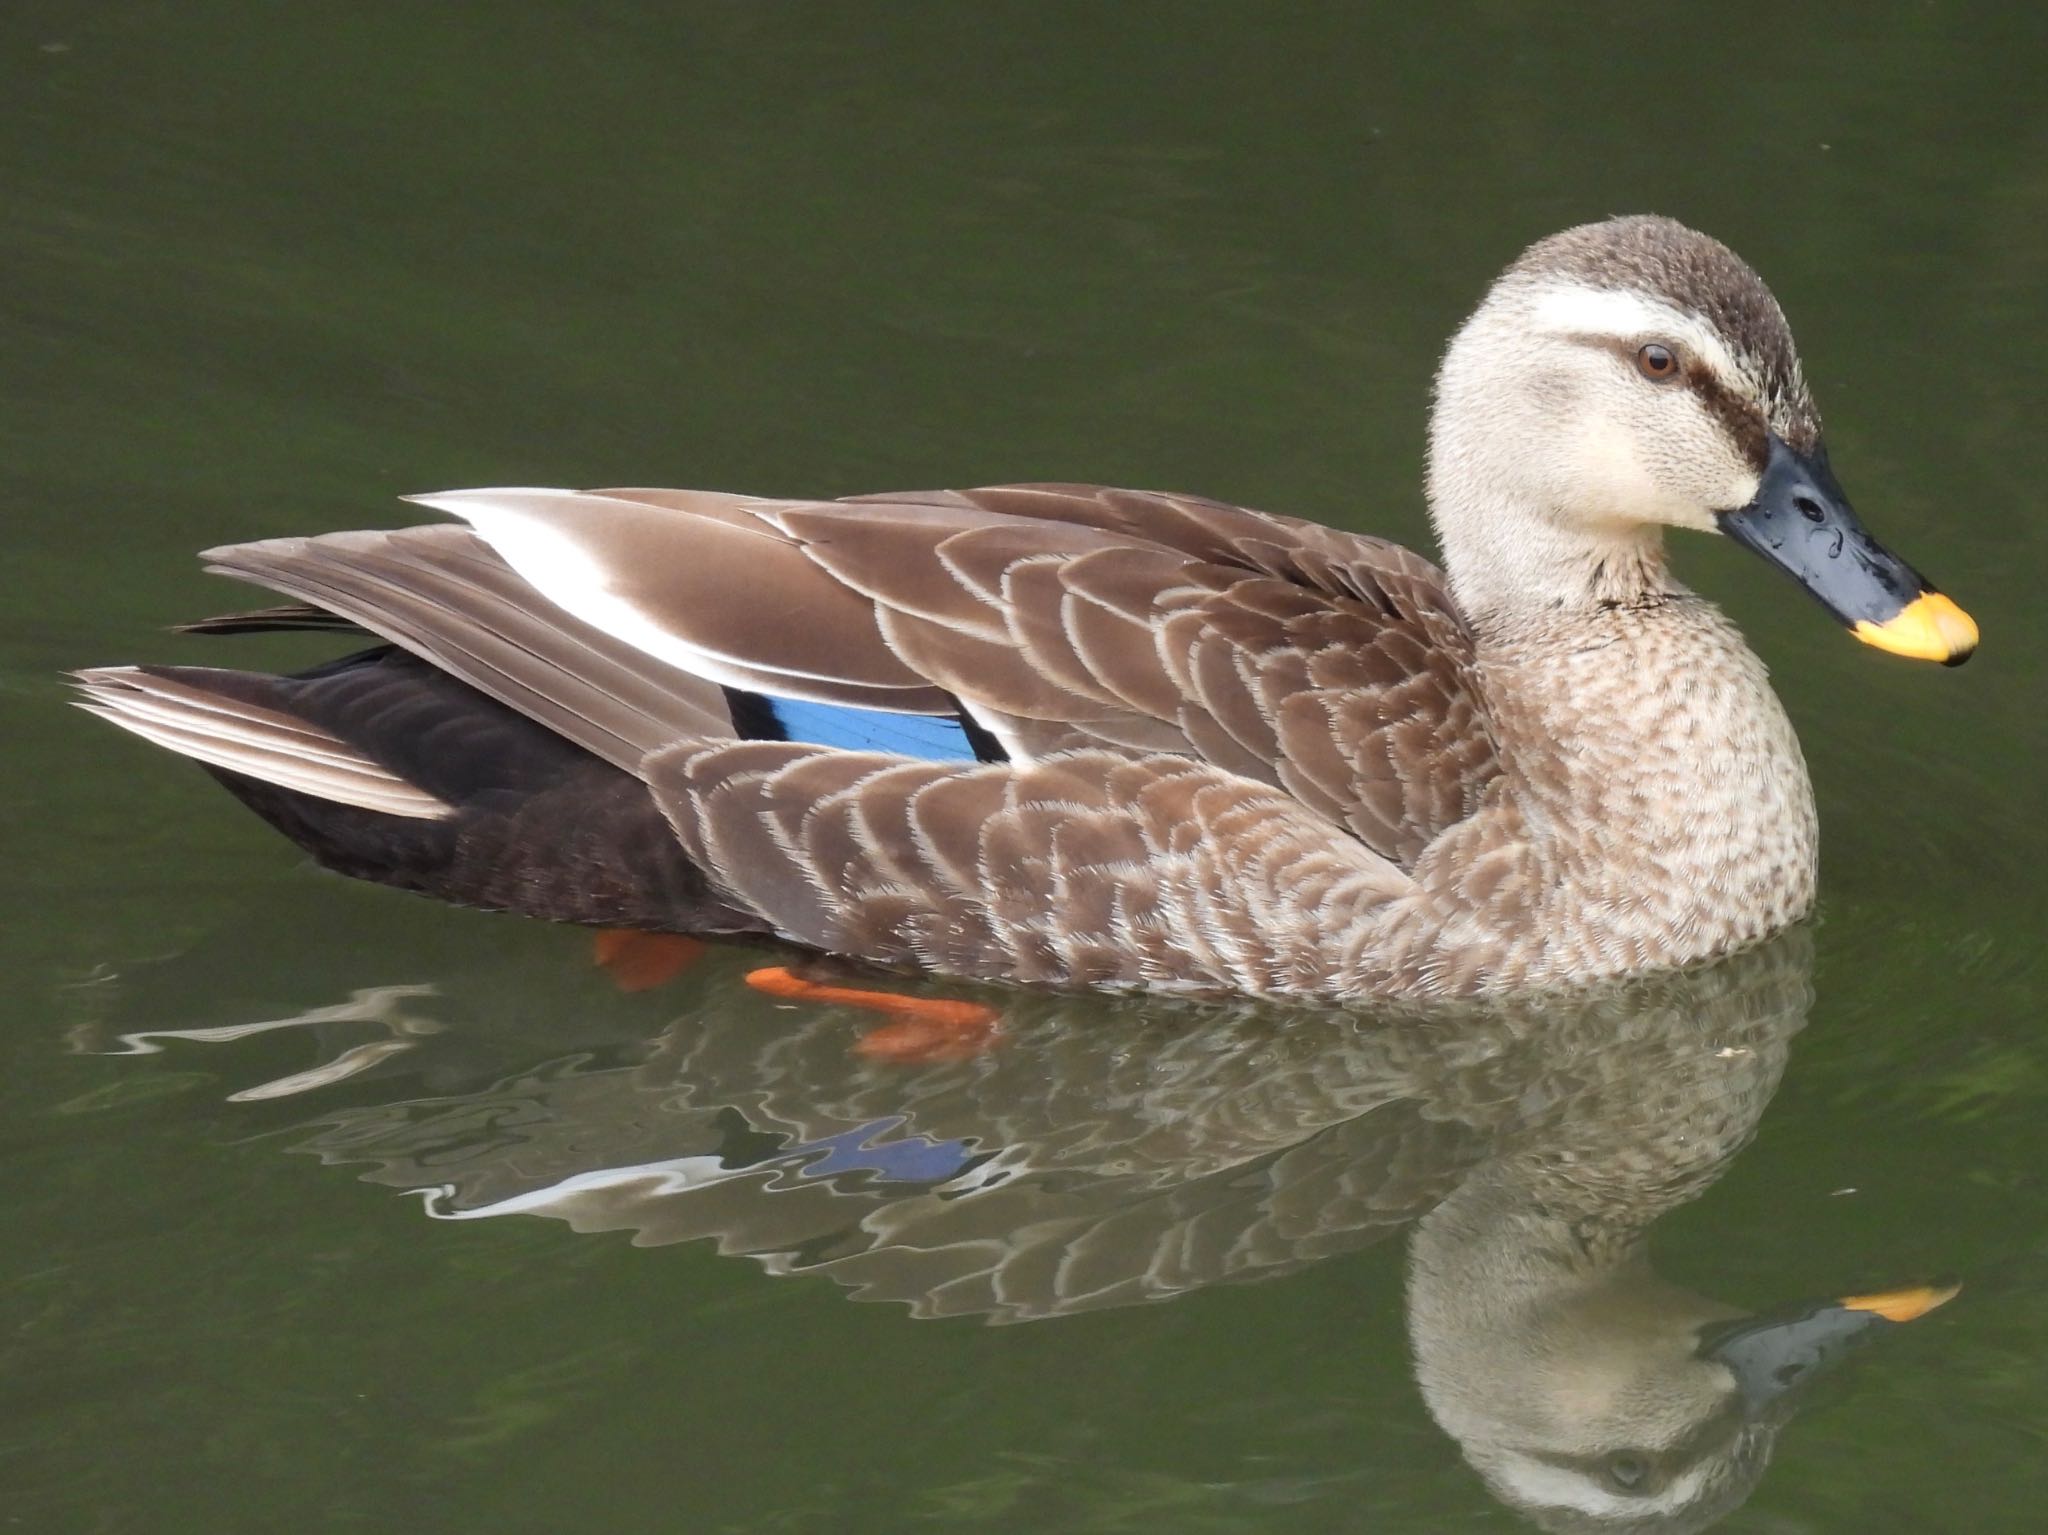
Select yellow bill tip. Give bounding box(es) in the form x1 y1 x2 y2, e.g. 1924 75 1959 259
1839 1281 1961 1323
1852 593 1978 664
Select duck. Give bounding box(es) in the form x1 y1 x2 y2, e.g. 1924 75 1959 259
74 215 1978 1001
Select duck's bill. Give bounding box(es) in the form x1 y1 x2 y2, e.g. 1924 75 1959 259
1699 1280 1960 1417
1717 436 1977 666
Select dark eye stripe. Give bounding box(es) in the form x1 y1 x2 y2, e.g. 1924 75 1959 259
1560 332 1770 470
1684 369 1770 469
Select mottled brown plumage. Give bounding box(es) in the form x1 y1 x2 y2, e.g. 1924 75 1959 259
75 216 1970 999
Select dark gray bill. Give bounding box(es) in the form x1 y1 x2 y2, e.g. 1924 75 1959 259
1699 1282 1959 1417
1717 436 1977 665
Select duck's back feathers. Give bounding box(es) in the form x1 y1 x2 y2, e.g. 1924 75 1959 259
81 483 1510 990
816 485 1503 863
382 483 1503 868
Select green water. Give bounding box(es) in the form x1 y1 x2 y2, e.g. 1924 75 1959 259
5 4 2046 1531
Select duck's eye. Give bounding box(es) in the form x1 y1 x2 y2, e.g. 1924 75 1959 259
1635 342 1681 381
1605 1452 1654 1494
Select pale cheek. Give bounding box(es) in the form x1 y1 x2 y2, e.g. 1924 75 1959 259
1564 418 1691 525
1662 457 1760 532
1565 412 1762 531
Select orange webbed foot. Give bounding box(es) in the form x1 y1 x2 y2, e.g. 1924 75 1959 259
743 966 1003 1062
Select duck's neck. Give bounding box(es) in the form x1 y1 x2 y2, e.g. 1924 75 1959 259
1408 1163 1685 1364
1414 494 1819 984
1431 480 1679 624
1406 1161 1737 1458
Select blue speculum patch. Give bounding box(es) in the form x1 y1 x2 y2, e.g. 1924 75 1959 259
742 694 988 762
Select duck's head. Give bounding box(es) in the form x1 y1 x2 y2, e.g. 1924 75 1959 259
1415 1264 1958 1535
1428 214 1976 665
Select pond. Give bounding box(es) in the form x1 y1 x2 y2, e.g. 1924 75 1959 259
4 5 2044 1531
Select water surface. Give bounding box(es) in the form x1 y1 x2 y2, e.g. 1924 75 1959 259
4 5 2046 1531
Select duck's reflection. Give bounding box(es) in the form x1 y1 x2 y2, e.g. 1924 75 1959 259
86 925 1947 1532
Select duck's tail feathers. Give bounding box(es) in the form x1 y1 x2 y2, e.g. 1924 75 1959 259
73 664 454 820
72 650 763 935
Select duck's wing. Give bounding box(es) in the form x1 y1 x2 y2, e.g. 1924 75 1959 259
402 483 1501 867
837 484 1502 863
196 523 749 775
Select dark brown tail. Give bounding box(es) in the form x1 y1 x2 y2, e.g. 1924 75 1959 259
75 646 763 936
